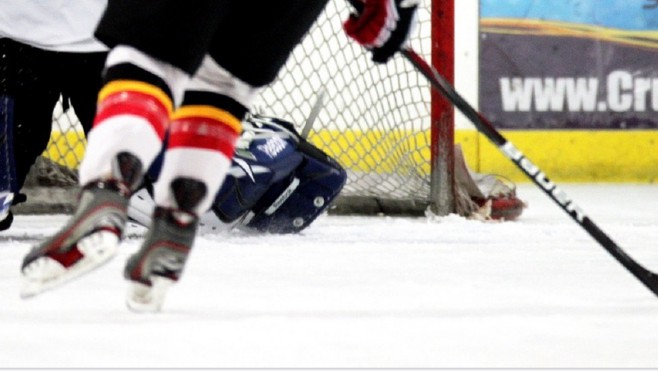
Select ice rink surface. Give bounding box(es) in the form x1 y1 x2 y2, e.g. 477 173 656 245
2 183 658 368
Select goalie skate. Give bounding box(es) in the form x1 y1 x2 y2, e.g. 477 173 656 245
20 181 130 298
124 206 198 313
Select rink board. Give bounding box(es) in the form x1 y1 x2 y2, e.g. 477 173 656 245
43 128 658 183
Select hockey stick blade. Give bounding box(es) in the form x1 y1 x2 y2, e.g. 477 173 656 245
401 48 658 297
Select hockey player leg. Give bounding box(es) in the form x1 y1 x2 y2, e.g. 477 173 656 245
0 96 17 228
0 39 70 231
21 52 180 297
124 143 237 312
124 180 204 313
125 82 243 311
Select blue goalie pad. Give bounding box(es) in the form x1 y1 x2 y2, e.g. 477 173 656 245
211 143 303 223
131 113 346 235
242 139 347 234
209 114 304 223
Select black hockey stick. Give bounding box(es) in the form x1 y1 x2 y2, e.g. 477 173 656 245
401 48 658 296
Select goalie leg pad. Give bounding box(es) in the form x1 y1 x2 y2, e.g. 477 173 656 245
244 140 347 234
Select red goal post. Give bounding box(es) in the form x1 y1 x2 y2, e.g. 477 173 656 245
33 0 460 216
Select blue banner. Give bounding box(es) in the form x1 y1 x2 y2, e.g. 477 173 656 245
481 0 658 30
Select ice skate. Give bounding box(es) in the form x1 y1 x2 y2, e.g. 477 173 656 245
20 152 143 298
124 206 198 313
20 180 131 298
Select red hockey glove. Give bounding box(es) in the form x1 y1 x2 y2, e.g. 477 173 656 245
343 0 419 64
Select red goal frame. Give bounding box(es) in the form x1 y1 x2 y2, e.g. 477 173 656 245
429 0 456 215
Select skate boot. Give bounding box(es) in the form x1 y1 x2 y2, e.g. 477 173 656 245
124 206 199 312
124 177 205 313
20 180 131 297
20 152 143 298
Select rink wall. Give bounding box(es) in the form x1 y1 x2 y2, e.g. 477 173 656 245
467 0 658 182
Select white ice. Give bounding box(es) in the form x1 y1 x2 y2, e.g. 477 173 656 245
2 183 658 368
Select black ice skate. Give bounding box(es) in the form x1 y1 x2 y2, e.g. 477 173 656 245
124 177 205 312
20 152 143 298
20 180 131 298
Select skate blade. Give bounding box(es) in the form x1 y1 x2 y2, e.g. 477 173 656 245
126 276 174 313
20 231 120 299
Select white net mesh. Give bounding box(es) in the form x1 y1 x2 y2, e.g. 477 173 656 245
257 0 435 207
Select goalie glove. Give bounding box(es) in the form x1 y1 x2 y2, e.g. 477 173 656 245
343 0 419 64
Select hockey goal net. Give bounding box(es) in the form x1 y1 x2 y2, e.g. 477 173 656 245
25 0 466 216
